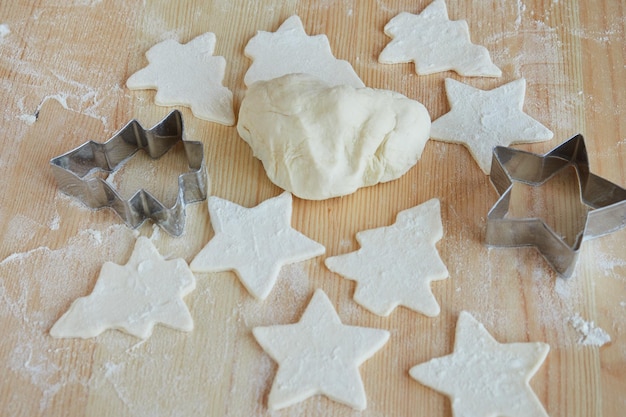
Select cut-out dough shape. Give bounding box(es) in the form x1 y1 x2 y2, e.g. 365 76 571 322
190 192 325 300
410 311 550 417
431 78 553 174
243 15 364 88
50 237 196 339
127 32 235 125
253 289 390 410
325 198 448 317
379 0 501 77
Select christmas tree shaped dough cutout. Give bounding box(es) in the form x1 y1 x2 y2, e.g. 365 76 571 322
127 32 235 125
244 15 364 88
50 237 196 339
325 198 448 317
190 192 325 300
379 0 501 77
253 289 390 410
410 311 550 417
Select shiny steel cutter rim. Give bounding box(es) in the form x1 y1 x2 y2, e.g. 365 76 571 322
49 110 208 236
486 134 626 278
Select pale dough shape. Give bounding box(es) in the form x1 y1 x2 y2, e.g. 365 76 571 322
379 0 501 77
50 237 196 339
410 311 550 417
325 198 448 317
243 15 364 88
253 289 390 410
126 32 235 125
431 78 553 174
190 192 325 300
237 73 431 200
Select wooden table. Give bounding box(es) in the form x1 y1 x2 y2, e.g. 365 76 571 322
1 1 624 416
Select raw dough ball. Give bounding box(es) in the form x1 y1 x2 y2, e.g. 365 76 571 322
237 73 431 200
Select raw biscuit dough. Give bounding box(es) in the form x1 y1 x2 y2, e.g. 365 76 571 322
237 73 431 200
127 32 235 125
190 192 325 300
431 78 553 174
244 15 364 88
253 289 390 410
410 311 550 417
50 237 196 339
325 198 448 317
379 0 501 77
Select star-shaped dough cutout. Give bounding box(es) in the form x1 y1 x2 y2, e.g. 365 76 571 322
50 237 196 339
410 311 550 417
126 32 235 125
243 15 364 88
190 192 325 300
325 199 448 317
379 0 501 77
253 289 390 410
431 78 553 174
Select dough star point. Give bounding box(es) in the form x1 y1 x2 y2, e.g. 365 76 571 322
50 236 196 339
190 192 325 300
379 0 501 77
325 198 448 317
431 78 553 174
253 289 390 410
126 32 235 125
410 311 550 417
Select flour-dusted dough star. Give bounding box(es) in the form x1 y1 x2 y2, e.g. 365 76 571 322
190 192 325 300
253 289 390 410
379 0 501 77
325 199 448 317
50 237 196 339
431 78 553 174
126 32 235 125
243 15 364 88
410 311 550 417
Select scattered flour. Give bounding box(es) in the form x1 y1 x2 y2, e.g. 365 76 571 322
0 23 9 38
568 313 611 347
18 113 37 125
1 225 138 413
48 213 61 231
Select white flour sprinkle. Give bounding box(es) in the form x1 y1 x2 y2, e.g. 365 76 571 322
568 313 611 347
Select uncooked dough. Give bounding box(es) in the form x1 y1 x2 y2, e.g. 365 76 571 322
325 198 448 317
237 73 431 200
50 237 196 339
252 289 390 410
410 311 550 417
244 15 364 88
430 78 553 174
126 32 235 125
379 0 501 77
190 192 325 300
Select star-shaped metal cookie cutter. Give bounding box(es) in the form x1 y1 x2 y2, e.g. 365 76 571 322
50 110 208 236
486 134 626 277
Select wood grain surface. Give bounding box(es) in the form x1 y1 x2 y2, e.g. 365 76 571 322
1 1 624 416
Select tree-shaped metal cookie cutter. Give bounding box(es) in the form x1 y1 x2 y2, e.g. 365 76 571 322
50 110 208 236
486 134 626 277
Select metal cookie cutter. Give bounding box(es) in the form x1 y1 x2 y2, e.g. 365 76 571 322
50 110 208 236
486 134 626 278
